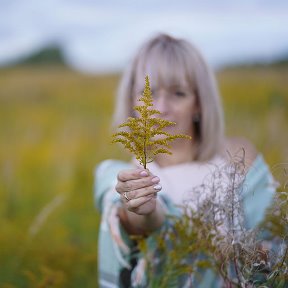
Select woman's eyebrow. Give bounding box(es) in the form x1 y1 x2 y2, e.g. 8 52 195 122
169 84 188 90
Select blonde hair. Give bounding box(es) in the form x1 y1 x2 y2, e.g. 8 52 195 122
113 33 224 161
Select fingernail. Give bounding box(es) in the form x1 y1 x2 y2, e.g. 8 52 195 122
151 176 160 183
140 171 148 177
154 184 162 190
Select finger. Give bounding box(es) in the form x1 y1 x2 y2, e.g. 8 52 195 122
117 175 160 193
124 184 162 200
126 194 157 211
117 168 149 182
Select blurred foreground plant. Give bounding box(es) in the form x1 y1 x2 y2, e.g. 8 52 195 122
137 151 288 287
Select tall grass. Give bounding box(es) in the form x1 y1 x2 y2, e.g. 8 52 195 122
0 65 287 287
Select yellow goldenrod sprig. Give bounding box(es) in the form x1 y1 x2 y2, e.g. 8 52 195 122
112 75 191 169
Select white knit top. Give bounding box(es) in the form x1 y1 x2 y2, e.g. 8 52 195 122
145 155 229 207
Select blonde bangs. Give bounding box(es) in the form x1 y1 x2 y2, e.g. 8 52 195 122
134 40 196 93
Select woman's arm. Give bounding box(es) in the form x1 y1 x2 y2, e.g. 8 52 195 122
118 200 166 235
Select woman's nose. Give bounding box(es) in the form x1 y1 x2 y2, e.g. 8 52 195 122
154 92 170 115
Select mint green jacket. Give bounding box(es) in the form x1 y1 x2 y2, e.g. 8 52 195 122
94 155 275 288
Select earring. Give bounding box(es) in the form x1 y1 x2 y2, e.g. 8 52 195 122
193 114 200 123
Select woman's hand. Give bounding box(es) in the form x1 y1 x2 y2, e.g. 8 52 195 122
115 168 162 215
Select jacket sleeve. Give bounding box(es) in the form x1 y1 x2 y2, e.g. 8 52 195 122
94 159 132 213
242 154 276 229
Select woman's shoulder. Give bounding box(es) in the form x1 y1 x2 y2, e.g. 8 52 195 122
223 136 258 169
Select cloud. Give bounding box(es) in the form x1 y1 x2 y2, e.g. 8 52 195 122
0 0 288 72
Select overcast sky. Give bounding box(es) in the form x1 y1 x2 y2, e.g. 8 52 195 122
0 0 288 73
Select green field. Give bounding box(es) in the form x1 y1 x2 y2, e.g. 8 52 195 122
0 65 287 287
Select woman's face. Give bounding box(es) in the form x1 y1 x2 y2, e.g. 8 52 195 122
133 80 199 137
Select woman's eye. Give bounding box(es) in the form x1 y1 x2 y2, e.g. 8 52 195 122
174 91 186 97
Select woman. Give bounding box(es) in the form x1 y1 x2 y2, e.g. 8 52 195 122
94 34 275 287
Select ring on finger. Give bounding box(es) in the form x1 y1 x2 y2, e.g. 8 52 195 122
123 192 131 201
